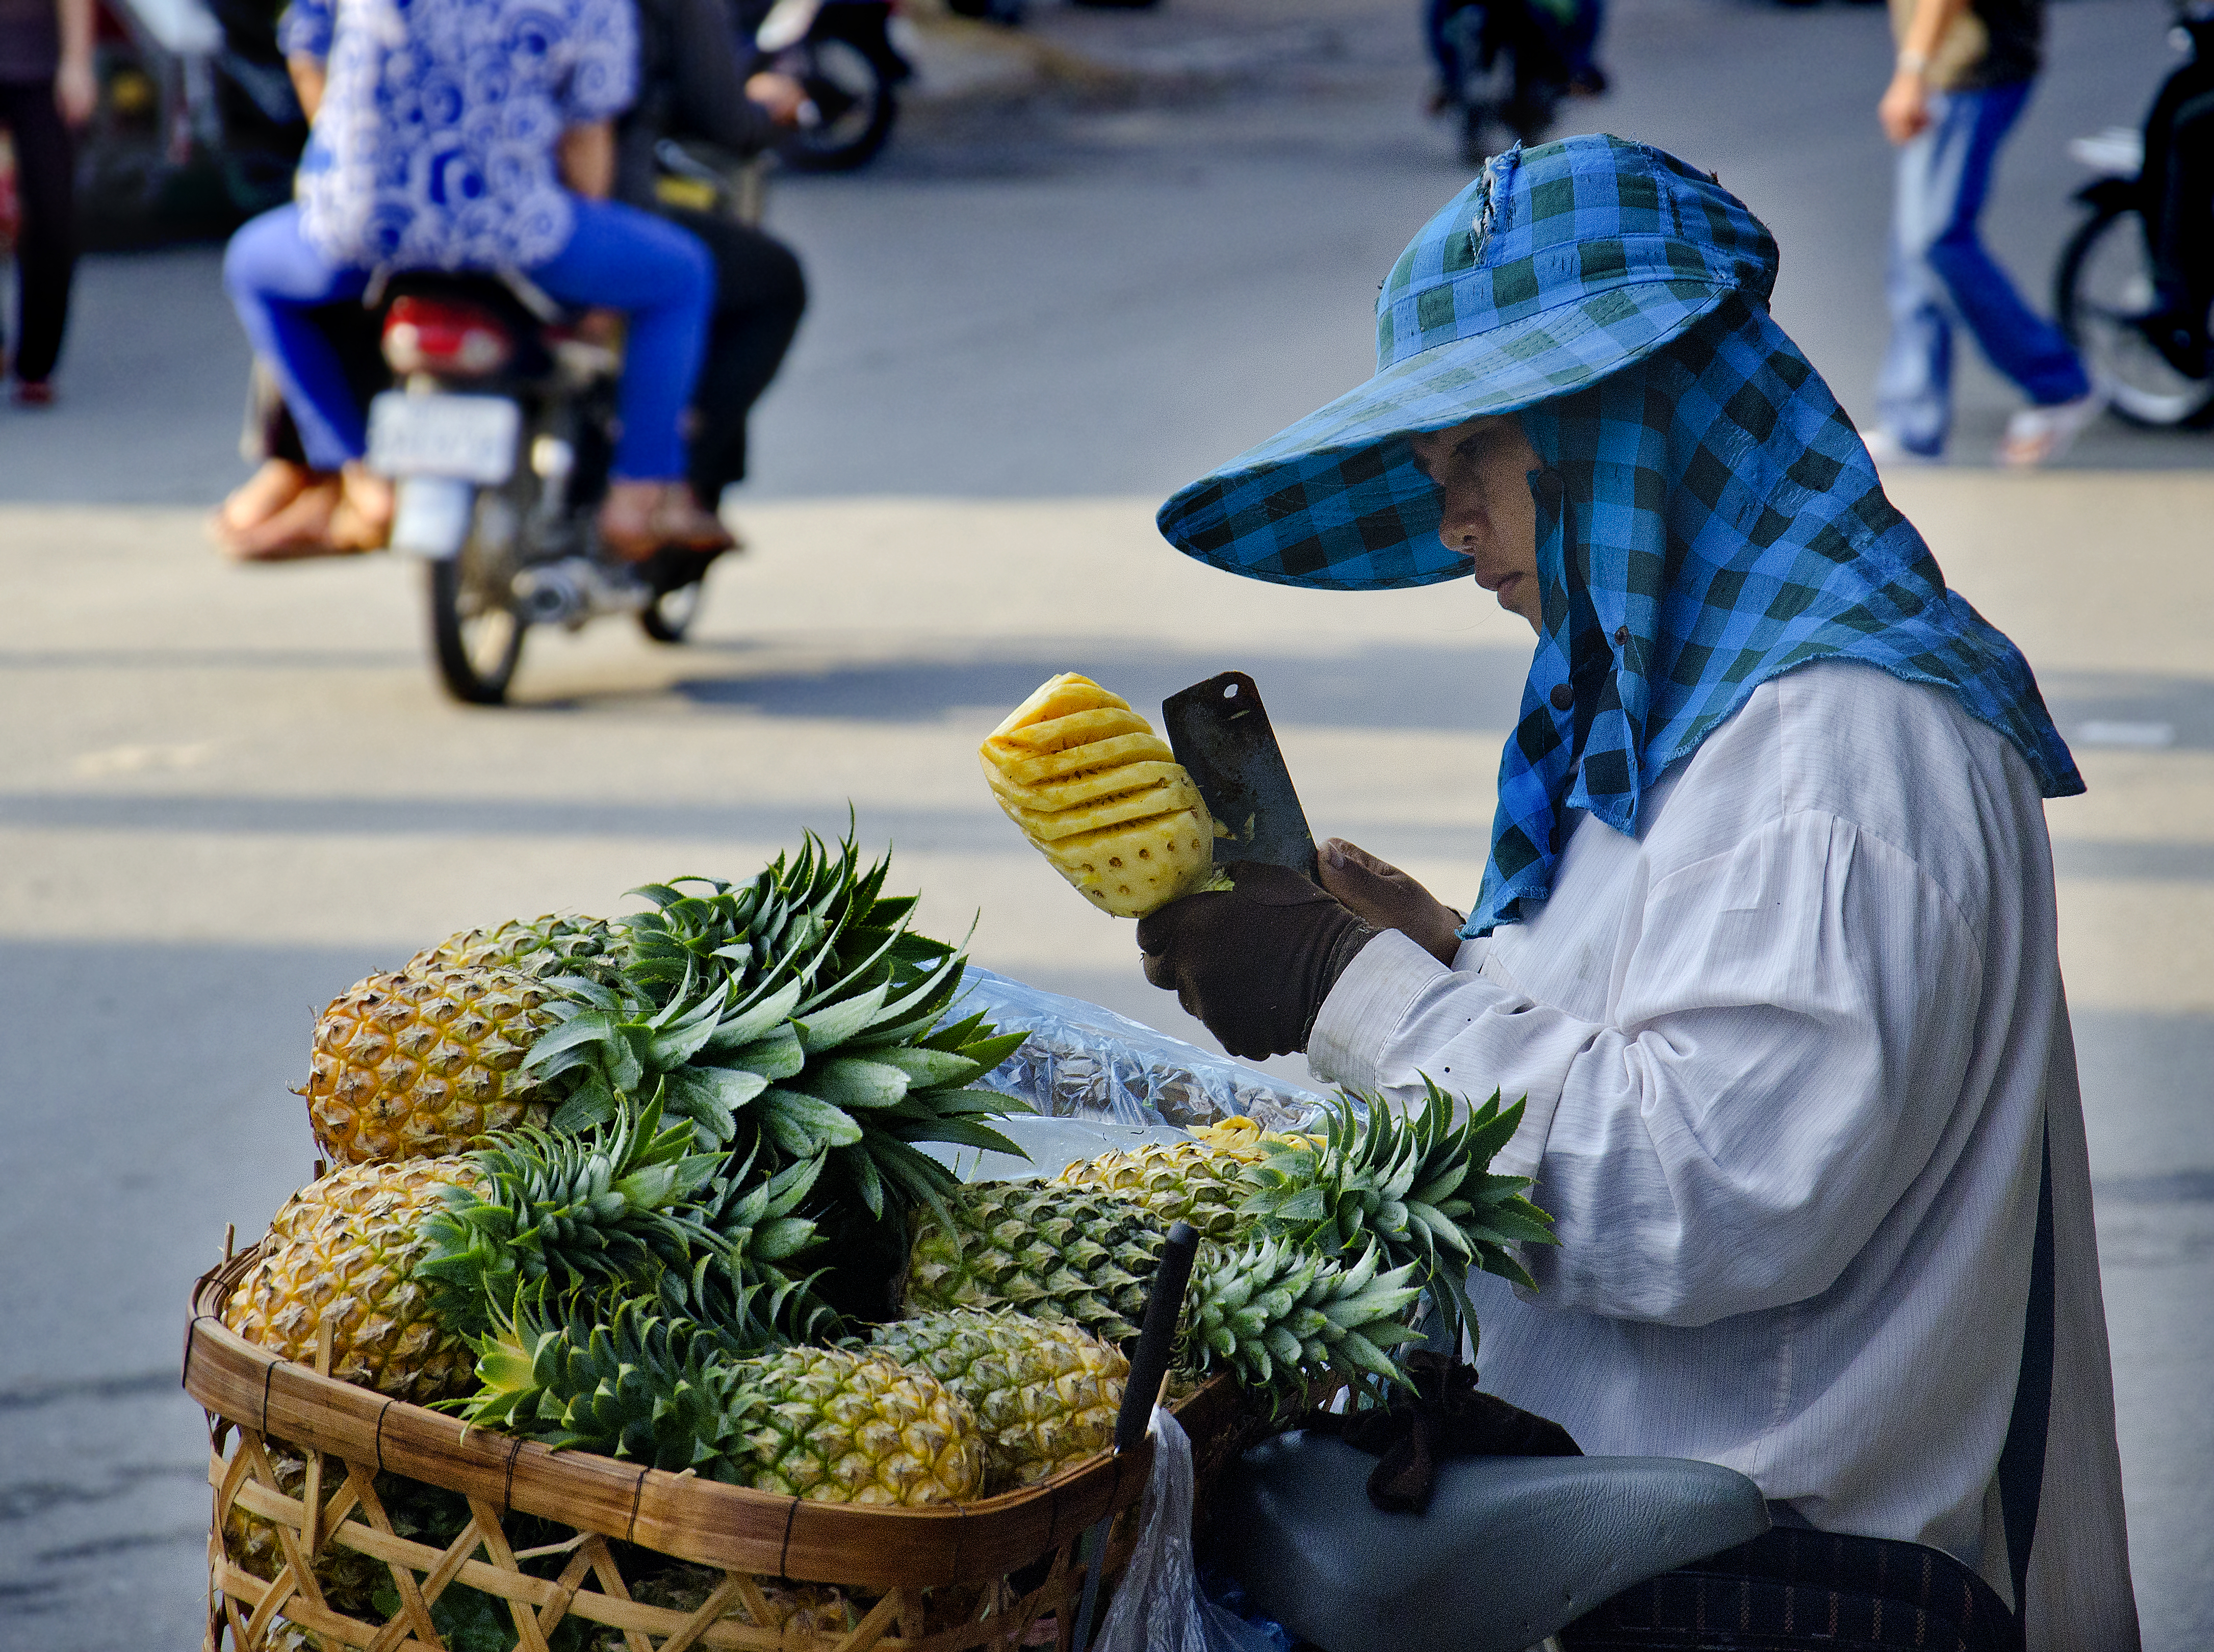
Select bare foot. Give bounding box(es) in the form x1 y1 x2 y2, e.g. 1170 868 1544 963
211 460 321 551
598 480 734 563
329 461 395 552
1317 838 1464 965
220 476 347 562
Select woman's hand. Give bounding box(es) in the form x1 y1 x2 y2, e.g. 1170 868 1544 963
1317 838 1465 966
1136 862 1376 1059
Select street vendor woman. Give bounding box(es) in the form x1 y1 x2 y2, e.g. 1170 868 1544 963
1139 137 2138 1649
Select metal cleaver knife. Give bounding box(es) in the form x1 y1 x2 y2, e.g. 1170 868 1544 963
1162 672 1319 881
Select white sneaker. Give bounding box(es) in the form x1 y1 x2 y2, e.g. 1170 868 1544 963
1999 382 2109 469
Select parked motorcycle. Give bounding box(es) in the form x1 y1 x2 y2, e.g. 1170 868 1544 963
750 0 914 173
2053 2 2214 428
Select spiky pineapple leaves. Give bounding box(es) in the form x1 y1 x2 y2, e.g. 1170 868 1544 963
1238 1077 1556 1350
526 833 1031 1225
413 1094 836 1349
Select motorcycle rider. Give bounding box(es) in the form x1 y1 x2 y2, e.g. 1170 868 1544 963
216 0 731 560
615 0 810 582
1142 137 2136 1649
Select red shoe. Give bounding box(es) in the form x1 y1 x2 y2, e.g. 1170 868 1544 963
11 378 55 407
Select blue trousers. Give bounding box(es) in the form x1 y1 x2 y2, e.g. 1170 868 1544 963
223 199 713 479
1876 81 2091 455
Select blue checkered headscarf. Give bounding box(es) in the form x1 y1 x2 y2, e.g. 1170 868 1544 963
1155 136 2081 936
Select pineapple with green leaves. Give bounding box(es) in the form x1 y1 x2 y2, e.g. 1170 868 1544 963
1053 1116 1298 1240
300 966 569 1165
222 1156 487 1404
869 1309 1128 1490
296 836 1030 1237
900 1182 1422 1407
410 1094 806 1339
405 914 633 989
1178 1237 1421 1407
901 1181 1167 1343
462 1293 988 1503
1238 1080 1554 1348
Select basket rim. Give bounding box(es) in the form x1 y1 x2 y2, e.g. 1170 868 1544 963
187 1245 1238 1588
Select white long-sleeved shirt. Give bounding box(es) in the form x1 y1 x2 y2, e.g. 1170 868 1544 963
1308 659 2139 1652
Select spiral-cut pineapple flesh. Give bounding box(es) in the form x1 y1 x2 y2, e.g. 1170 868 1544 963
981 673 1217 918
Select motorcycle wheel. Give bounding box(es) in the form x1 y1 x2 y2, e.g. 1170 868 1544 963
639 580 706 643
2055 201 2214 429
427 508 528 704
779 38 899 173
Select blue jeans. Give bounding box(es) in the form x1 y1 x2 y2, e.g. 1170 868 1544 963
1876 81 2090 455
223 199 713 479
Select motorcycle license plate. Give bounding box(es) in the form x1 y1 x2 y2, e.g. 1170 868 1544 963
366 392 519 484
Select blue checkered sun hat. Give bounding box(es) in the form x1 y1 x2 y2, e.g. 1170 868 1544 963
1155 134 2081 936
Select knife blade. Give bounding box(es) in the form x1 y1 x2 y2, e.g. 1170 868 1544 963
1162 672 1318 881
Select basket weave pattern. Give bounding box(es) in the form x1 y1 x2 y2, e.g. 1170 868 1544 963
187 1248 1237 1652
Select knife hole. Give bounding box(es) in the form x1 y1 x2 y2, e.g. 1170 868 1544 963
1222 683 1239 699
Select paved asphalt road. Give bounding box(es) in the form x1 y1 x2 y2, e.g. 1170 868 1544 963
2 0 2209 1647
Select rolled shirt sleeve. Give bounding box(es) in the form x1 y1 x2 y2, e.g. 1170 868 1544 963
1309 807 1984 1328
562 0 638 123
277 0 334 60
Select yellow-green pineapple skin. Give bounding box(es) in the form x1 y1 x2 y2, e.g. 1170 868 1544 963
299 967 563 1164
871 1309 1128 1490
733 1345 987 1505
222 1158 485 1404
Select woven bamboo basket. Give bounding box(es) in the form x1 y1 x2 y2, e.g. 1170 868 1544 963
185 1244 1252 1652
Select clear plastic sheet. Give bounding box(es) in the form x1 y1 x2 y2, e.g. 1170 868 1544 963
1092 1409 1281 1652
957 967 1325 1131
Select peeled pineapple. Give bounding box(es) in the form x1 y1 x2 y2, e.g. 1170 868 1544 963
981 673 1218 918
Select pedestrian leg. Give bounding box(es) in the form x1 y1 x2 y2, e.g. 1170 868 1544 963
1874 106 1958 456
1922 81 2091 408
0 80 80 388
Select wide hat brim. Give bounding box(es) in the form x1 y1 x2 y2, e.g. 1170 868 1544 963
1155 274 1734 593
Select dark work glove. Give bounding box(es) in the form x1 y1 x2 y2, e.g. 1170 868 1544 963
1135 861 1377 1060
1304 1351 1582 1515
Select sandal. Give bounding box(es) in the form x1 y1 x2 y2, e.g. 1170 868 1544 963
598 481 735 563
1999 385 2108 470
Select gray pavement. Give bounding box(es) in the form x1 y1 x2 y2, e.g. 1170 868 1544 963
2 0 2210 1647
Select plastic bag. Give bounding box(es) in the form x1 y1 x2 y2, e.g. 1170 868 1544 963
1092 1408 1282 1652
958 967 1324 1131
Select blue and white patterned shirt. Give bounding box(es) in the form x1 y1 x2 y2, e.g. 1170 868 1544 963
280 0 636 270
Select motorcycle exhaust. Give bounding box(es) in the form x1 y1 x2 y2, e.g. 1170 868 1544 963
512 558 652 630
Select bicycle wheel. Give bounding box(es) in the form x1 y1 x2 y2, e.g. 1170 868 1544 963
427 502 527 704
2055 202 2214 429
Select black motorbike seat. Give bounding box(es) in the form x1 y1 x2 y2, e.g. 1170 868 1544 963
1221 1432 1770 1652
